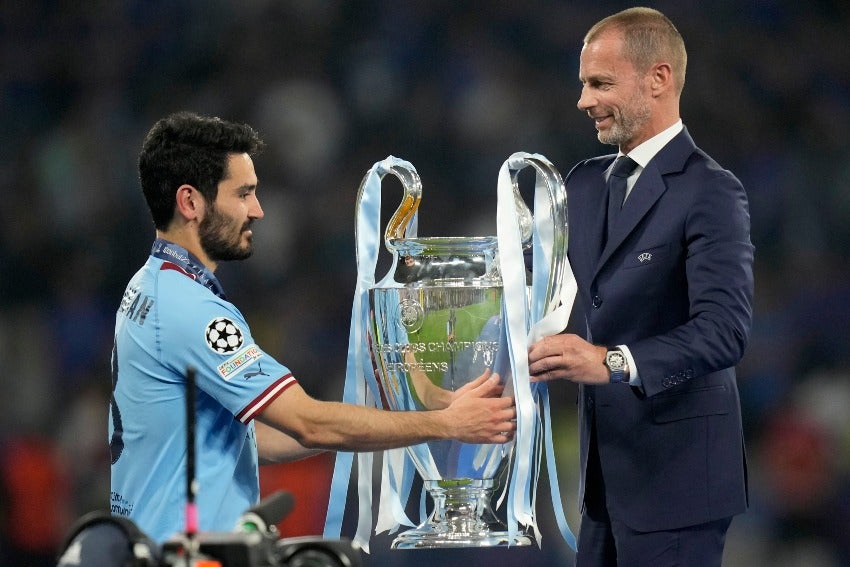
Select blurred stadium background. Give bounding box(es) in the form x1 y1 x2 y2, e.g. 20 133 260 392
1 1 848 565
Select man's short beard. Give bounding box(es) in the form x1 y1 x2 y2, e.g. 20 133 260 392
599 94 651 148
199 205 253 262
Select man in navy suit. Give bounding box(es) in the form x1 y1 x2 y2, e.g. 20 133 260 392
528 8 754 566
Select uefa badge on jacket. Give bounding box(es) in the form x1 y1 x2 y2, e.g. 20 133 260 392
325 154 579 551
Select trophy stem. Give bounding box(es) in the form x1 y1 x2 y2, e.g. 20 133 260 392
390 479 533 549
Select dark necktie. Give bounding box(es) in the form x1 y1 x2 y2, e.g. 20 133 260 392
606 155 639 241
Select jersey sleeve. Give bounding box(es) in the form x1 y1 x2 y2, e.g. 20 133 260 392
155 270 297 422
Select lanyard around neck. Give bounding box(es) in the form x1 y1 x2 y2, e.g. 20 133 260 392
150 238 227 300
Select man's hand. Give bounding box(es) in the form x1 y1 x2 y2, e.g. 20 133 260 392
442 371 515 444
406 353 502 410
448 368 496 404
528 333 609 384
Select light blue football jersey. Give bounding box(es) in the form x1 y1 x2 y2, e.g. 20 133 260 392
109 241 297 542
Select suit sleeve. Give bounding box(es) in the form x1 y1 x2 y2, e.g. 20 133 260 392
630 164 755 398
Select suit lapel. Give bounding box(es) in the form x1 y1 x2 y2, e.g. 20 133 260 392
593 127 697 277
586 165 610 268
596 165 667 269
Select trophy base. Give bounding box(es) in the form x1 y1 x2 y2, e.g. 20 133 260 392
390 479 534 549
391 528 533 549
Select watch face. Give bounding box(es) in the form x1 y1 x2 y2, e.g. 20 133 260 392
606 351 626 370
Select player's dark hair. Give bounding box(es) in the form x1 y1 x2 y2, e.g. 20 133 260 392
138 111 265 230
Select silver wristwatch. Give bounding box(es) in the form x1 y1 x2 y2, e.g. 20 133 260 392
605 348 629 384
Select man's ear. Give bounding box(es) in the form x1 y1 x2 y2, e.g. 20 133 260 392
649 62 673 97
175 184 205 221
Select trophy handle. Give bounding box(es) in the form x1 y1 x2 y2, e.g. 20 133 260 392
508 156 568 318
352 158 422 259
509 172 534 249
383 164 422 247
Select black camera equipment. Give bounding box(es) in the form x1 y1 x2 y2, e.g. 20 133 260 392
160 491 361 566
56 510 161 566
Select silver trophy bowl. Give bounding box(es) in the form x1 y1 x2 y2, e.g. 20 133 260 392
371 236 521 548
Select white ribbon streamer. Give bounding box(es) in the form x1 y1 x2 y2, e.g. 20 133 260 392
496 152 577 549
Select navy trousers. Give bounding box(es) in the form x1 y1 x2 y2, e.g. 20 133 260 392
576 421 733 566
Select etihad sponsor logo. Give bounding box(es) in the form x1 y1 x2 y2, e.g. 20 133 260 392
218 344 263 380
161 245 190 264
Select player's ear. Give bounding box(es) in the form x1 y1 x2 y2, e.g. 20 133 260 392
175 184 205 222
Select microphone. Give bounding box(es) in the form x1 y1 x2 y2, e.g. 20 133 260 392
236 490 295 535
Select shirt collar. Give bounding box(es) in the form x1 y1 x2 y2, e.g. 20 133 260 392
621 119 684 168
150 238 228 300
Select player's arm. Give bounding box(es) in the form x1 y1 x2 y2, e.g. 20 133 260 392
255 374 515 457
255 420 323 464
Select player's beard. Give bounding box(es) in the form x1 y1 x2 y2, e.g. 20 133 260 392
199 203 254 262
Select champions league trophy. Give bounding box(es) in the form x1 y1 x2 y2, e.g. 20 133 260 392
326 153 576 551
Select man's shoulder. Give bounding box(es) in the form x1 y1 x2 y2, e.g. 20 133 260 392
676 146 743 192
574 154 615 170
653 127 735 180
565 154 615 187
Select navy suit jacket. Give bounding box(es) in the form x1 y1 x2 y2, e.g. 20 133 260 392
567 127 754 531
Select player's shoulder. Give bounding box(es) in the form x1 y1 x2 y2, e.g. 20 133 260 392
153 259 212 301
151 260 245 327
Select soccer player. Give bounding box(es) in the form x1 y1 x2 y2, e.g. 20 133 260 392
109 111 516 543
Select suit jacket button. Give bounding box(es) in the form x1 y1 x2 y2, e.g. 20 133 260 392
592 295 602 308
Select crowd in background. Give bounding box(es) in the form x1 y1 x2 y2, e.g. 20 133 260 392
1 1 849 565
